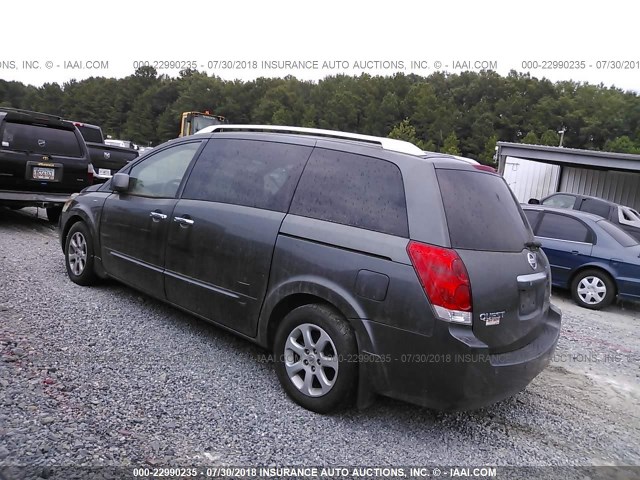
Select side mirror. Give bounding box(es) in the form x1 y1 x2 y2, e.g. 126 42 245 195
112 173 130 192
528 198 540 205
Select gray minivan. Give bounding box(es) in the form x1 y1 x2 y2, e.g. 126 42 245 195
59 125 561 413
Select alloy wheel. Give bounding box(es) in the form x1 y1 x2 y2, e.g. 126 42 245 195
68 232 88 276
283 323 339 397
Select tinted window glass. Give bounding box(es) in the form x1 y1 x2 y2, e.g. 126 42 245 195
542 194 576 209
182 139 311 212
597 219 639 247
1 121 82 157
77 125 103 143
537 213 590 243
523 209 541 230
128 142 201 198
580 198 612 218
436 169 531 251
290 148 408 237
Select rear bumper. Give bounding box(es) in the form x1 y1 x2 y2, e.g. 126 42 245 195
356 304 561 410
0 189 71 207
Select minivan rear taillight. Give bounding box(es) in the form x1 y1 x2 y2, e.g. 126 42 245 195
407 241 472 325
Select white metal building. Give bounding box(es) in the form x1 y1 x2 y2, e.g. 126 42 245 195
496 143 640 210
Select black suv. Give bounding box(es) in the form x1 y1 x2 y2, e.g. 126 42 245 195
0 108 93 223
59 125 561 413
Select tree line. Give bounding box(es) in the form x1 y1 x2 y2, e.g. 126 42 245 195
1 67 639 164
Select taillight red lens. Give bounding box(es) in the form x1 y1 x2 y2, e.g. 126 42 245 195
87 164 94 185
407 241 472 312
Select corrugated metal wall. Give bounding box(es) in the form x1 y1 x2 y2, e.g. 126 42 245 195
503 157 561 202
559 168 640 211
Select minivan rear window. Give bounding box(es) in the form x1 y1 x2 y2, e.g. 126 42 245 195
1 121 83 157
436 169 531 252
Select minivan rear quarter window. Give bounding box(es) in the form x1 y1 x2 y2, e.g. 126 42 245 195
289 148 409 237
1 121 82 157
436 169 531 251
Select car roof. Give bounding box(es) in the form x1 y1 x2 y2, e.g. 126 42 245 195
159 126 490 176
522 204 605 222
195 124 426 156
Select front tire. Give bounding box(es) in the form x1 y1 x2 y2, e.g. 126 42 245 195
274 304 358 413
64 222 98 286
571 269 615 310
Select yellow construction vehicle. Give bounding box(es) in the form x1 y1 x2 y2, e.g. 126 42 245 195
179 111 227 137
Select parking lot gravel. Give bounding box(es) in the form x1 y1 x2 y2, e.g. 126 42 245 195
1 207 639 479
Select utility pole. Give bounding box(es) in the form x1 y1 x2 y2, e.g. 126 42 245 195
558 126 566 147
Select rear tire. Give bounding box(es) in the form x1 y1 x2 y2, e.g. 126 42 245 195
64 222 98 286
274 304 358 413
571 269 615 310
46 206 62 224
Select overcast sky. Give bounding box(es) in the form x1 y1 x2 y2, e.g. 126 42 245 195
2 0 639 92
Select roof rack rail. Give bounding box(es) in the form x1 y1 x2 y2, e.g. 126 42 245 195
0 107 62 120
195 124 425 156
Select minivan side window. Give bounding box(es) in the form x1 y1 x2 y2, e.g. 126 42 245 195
181 139 312 212
289 148 409 237
537 213 591 243
128 142 202 198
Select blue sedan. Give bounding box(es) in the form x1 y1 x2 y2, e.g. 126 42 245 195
522 205 640 309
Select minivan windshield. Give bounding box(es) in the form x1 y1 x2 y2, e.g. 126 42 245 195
436 169 532 252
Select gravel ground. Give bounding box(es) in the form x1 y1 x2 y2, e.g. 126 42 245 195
1 207 639 479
